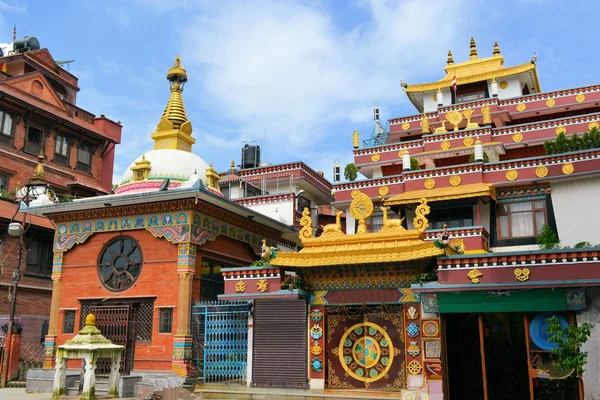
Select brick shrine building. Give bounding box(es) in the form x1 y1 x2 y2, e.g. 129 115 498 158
21 57 297 391
0 37 121 371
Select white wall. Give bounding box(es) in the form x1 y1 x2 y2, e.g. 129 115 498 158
345 207 356 234
479 201 491 233
551 177 600 247
577 287 600 400
245 200 295 225
495 75 522 99
423 88 452 113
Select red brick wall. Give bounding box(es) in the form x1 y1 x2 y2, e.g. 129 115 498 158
0 235 52 316
58 229 180 372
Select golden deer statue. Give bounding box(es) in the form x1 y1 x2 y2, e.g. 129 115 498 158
321 211 344 235
380 206 405 230
434 120 448 134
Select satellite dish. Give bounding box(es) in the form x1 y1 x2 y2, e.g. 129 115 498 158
159 179 170 191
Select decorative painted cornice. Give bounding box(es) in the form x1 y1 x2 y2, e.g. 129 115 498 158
437 248 600 269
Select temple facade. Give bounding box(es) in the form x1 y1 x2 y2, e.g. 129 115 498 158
22 57 298 394
327 38 600 399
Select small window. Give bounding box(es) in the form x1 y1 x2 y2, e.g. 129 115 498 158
63 311 76 334
25 234 53 278
297 196 310 213
159 308 173 333
76 143 92 173
55 135 69 157
0 173 8 191
0 111 13 144
497 200 547 239
25 126 44 155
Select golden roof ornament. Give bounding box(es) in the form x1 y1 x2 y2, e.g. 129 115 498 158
349 190 374 234
420 113 430 134
151 56 195 152
130 154 152 182
493 40 501 56
469 37 478 60
298 207 313 243
230 159 236 170
447 50 454 65
353 130 360 149
205 162 221 192
31 148 46 182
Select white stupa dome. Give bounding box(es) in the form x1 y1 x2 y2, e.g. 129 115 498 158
116 149 209 195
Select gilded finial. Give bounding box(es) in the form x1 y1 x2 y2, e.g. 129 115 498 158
31 148 45 182
447 50 454 65
469 37 478 60
230 159 235 169
353 130 360 149
493 40 501 56
205 162 221 192
85 313 96 327
475 136 482 145
152 56 195 152
167 56 188 93
420 113 430 134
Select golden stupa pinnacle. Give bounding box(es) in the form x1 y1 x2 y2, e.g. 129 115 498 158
151 56 195 152
31 148 45 182
469 37 478 60
447 50 454 65
493 40 501 56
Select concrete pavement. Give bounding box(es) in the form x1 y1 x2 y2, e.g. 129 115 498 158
0 388 52 399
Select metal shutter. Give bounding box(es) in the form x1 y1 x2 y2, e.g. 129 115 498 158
252 299 308 388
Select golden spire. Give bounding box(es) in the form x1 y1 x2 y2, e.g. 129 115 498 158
205 162 221 192
230 159 235 169
469 37 478 60
447 50 454 65
493 40 501 56
31 149 45 182
151 56 195 152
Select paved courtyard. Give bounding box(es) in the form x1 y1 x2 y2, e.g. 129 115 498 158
0 388 51 400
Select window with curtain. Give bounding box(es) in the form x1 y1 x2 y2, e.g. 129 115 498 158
0 110 13 140
77 143 92 173
497 200 547 238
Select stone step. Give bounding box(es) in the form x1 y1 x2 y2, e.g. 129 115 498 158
195 386 411 400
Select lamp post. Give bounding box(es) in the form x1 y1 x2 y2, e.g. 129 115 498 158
1 183 50 387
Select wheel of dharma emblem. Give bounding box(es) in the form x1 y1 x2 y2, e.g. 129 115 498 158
338 322 395 383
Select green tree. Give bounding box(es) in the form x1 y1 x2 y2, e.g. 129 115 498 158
536 224 560 250
344 163 358 181
547 316 595 376
410 157 421 170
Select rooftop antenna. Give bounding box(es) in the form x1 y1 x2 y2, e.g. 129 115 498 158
262 129 266 163
12 23 16 43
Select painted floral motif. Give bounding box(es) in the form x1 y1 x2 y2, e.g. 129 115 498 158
311 358 323 372
310 324 323 340
407 341 420 357
310 309 323 322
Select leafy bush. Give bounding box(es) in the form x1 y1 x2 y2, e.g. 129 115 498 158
544 127 600 155
547 316 595 376
344 163 358 181
536 224 560 250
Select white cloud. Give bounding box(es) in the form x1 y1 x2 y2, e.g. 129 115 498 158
174 0 471 164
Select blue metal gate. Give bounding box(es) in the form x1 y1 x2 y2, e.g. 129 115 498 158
191 301 251 384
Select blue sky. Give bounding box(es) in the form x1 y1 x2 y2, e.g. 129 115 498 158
1 0 598 183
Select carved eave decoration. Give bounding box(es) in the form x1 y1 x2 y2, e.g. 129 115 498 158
384 183 496 206
271 189 463 267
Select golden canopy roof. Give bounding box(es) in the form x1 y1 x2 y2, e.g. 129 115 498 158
271 190 463 267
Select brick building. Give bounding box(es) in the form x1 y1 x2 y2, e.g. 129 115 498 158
0 37 121 365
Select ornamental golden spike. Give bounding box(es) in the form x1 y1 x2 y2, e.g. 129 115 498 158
413 198 431 234
447 49 454 65
299 207 314 243
493 40 501 56
469 37 478 60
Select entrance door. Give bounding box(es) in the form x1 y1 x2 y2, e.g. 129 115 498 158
88 305 134 375
445 313 529 400
326 307 405 391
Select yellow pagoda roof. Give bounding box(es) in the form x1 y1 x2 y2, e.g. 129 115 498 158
403 38 541 112
385 183 496 206
271 190 463 268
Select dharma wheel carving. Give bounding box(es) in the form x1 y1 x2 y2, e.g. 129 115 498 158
97 236 143 292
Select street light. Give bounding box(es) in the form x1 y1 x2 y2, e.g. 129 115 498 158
1 182 51 387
